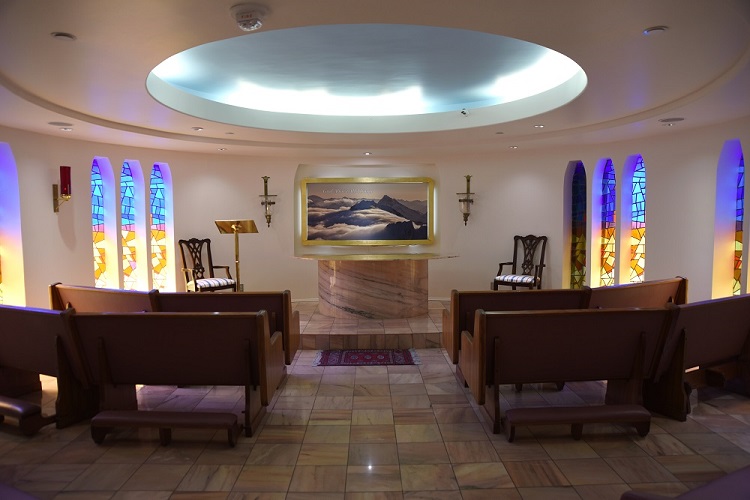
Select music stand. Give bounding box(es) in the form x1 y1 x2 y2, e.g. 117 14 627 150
215 219 258 292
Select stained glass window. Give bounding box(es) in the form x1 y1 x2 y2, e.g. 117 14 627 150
150 165 168 290
734 155 745 295
570 162 587 289
92 160 107 288
600 160 617 286
0 252 4 304
629 157 646 283
120 162 138 290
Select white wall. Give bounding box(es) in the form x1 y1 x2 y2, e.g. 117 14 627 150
2 117 749 308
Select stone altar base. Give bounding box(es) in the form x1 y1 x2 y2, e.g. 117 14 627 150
318 259 428 319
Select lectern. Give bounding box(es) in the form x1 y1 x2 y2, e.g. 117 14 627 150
215 219 258 292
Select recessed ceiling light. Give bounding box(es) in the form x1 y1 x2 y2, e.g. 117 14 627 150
59 127 73 132
218 148 227 151
50 32 77 41
363 152 372 156
658 117 684 123
643 25 669 36
509 145 518 149
533 124 544 128
191 126 204 131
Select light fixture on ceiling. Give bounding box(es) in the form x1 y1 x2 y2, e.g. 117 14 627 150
643 25 669 36
231 3 268 32
457 175 474 226
53 166 72 213
50 32 76 41
259 176 277 227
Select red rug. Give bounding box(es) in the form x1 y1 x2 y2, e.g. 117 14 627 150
313 348 419 366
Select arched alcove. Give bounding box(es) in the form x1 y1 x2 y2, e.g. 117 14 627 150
0 142 25 305
712 139 746 298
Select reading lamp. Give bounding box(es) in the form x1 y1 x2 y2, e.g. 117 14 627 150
215 219 258 292
457 174 474 225
53 166 72 212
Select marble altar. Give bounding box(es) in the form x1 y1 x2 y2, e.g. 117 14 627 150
301 254 447 319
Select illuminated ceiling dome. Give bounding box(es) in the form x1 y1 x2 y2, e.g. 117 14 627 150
148 24 586 133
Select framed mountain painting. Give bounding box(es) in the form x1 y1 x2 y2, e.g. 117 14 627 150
301 177 435 246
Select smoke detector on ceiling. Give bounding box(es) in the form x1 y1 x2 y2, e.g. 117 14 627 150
231 3 269 32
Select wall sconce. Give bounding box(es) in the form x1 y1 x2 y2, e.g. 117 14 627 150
259 175 277 227
457 174 474 225
53 165 72 213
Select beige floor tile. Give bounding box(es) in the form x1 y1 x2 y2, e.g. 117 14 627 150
175 464 242 491
453 462 514 489
350 425 397 444
289 465 347 492
296 443 350 465
444 441 499 463
348 443 399 466
233 465 295 491
304 426 351 444
245 443 301 465
400 464 458 491
397 442 451 465
346 465 402 492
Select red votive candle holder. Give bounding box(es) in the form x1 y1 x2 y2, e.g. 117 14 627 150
60 166 71 196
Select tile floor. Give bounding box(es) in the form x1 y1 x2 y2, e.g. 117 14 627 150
0 301 749 499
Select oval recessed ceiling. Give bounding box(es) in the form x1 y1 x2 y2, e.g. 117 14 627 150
147 24 587 134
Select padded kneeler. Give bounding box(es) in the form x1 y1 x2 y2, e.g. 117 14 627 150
0 396 56 436
91 410 241 447
503 404 651 442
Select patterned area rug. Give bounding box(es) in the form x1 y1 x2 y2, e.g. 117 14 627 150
313 348 420 366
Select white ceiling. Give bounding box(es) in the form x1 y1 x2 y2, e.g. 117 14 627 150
1 0 749 159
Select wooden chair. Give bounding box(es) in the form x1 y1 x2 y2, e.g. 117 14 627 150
492 234 547 290
178 238 237 292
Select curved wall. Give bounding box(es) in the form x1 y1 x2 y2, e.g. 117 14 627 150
1 118 749 307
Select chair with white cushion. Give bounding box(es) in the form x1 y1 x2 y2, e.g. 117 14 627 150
178 238 237 292
492 234 547 290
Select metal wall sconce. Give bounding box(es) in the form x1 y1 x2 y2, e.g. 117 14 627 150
457 174 474 225
259 175 277 227
53 165 72 213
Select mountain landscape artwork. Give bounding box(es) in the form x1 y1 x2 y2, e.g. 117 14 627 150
304 179 433 244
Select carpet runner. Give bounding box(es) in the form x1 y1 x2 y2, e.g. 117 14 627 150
313 348 420 366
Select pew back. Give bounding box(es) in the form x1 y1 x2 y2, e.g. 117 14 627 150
0 305 73 378
642 295 750 421
588 277 687 309
462 307 673 405
671 294 750 370
442 288 591 363
50 282 158 312
70 311 281 437
483 308 670 385
155 291 300 365
0 305 97 428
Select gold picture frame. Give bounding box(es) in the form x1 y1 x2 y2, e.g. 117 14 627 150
301 177 435 246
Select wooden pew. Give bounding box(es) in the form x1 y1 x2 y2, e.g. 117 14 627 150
49 283 300 366
49 282 159 312
441 288 591 364
0 305 97 433
644 294 750 421
155 291 300 365
70 311 284 445
466 307 674 439
588 276 688 309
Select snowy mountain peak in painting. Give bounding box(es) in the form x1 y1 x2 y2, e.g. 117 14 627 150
306 193 429 242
